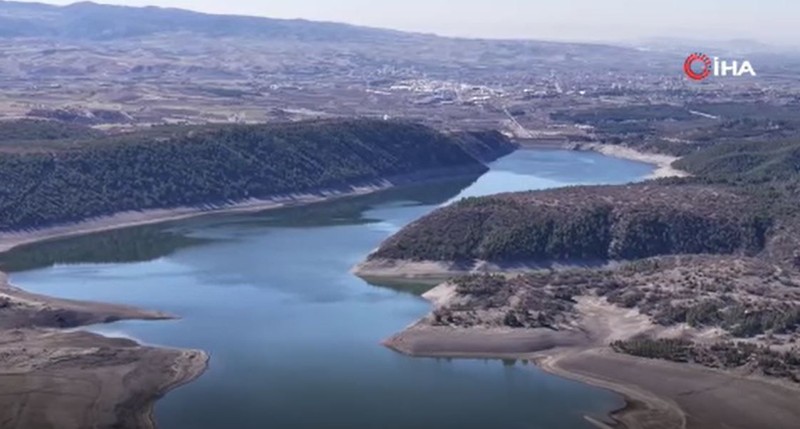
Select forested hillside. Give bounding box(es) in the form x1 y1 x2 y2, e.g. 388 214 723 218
366 116 800 384
0 119 514 231
370 185 772 263
0 119 100 147
675 139 800 183
369 128 800 266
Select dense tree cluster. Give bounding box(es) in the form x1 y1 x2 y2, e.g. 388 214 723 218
432 273 583 329
551 102 800 158
629 300 800 338
596 256 800 338
675 139 800 183
551 104 696 124
612 338 800 383
0 119 100 146
437 256 800 345
0 119 514 231
371 185 770 262
450 130 517 162
380 102 800 380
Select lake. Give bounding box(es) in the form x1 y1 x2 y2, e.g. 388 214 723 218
3 149 654 429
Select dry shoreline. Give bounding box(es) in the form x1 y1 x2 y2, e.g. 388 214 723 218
0 167 490 428
517 139 690 180
0 272 209 429
354 142 689 281
360 143 797 427
0 146 687 428
353 257 617 283
0 144 684 255
572 142 690 180
0 185 400 427
378 284 800 429
0 183 395 254
0 163 493 254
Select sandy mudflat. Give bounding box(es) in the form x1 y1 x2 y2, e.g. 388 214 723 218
384 323 589 357
353 258 470 282
0 273 172 328
576 143 690 179
383 289 800 429
544 348 800 429
353 257 614 282
0 329 208 429
388 326 800 429
0 272 208 429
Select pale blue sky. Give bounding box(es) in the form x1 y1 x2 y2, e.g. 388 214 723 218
14 0 798 44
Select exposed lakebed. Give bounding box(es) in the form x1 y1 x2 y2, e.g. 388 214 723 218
3 150 654 429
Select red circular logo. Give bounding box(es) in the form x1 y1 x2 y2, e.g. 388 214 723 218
684 53 712 81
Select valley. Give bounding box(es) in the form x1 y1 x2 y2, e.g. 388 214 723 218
1 2 800 428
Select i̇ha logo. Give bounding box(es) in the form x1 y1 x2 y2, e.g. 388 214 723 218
683 52 756 81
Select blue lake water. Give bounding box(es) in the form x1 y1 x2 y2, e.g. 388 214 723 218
3 150 654 429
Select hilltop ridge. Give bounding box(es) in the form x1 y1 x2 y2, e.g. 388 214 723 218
0 119 515 232
0 0 407 41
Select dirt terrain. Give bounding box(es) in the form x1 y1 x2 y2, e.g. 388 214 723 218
0 272 208 429
546 348 800 429
381 266 800 429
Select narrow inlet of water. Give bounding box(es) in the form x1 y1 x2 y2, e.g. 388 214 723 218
4 150 654 429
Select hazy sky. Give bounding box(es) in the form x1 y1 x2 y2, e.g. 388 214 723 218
15 0 799 44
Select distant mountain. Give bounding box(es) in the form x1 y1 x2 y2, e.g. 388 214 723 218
0 1 656 65
0 1 409 42
633 37 796 56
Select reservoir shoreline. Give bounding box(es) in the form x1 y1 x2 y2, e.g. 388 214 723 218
0 142 679 256
0 272 210 429
0 146 678 429
377 286 800 429
0 165 487 254
350 147 800 429
0 164 488 428
515 139 689 180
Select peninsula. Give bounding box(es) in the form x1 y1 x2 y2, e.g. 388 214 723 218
356 138 800 429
